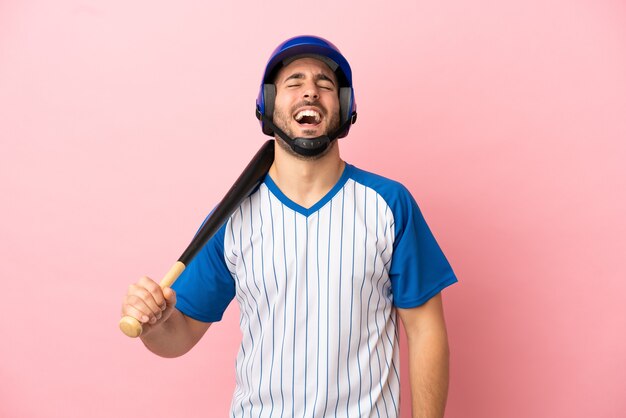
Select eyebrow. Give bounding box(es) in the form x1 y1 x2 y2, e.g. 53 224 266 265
282 72 336 86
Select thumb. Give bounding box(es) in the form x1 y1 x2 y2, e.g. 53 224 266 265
163 287 177 307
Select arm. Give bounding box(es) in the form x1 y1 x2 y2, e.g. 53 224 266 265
122 276 211 358
397 293 450 418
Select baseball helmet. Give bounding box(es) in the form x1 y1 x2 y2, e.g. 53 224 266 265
255 35 357 141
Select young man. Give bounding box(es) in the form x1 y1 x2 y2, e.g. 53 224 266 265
121 35 457 418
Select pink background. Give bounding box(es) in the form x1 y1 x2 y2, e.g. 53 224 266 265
1 0 625 417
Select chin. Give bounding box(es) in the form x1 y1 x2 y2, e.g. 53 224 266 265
300 130 324 137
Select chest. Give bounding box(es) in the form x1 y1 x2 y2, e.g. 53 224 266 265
223 183 396 311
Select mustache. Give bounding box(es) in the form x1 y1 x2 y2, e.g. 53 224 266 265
290 101 327 116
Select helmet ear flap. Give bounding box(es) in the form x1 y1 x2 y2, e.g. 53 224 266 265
339 87 355 138
339 87 351 124
262 84 276 136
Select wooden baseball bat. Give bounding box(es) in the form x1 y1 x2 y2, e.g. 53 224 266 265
119 140 275 337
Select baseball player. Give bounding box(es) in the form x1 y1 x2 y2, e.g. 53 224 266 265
121 35 458 418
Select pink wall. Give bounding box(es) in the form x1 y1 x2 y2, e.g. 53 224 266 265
1 1 625 417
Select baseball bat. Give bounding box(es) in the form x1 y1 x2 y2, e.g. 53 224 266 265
119 140 275 338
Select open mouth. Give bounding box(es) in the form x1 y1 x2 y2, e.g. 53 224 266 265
294 109 322 125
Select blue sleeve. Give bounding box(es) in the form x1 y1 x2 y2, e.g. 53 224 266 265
388 187 457 308
171 220 236 322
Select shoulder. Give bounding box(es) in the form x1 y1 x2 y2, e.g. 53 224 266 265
346 163 416 210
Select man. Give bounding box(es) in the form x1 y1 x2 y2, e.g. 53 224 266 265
121 35 457 418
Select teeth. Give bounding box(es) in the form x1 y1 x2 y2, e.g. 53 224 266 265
295 109 321 123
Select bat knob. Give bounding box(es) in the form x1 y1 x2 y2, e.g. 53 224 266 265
119 316 143 338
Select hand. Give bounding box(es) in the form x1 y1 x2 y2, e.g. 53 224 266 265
121 276 177 336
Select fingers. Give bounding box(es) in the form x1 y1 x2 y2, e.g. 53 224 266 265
122 276 175 326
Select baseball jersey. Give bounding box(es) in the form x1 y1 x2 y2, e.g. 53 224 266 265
172 163 457 418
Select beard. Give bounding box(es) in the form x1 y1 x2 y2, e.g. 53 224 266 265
272 101 341 161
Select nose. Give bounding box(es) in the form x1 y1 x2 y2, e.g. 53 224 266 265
302 82 319 101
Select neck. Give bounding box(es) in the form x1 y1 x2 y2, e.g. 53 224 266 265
268 140 345 209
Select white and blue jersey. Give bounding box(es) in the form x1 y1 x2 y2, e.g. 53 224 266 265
172 163 457 418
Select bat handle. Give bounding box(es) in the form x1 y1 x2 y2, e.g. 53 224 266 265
119 261 186 338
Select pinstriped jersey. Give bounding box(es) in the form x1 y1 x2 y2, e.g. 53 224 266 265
172 163 457 418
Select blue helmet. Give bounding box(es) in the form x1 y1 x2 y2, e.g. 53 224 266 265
255 35 357 140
